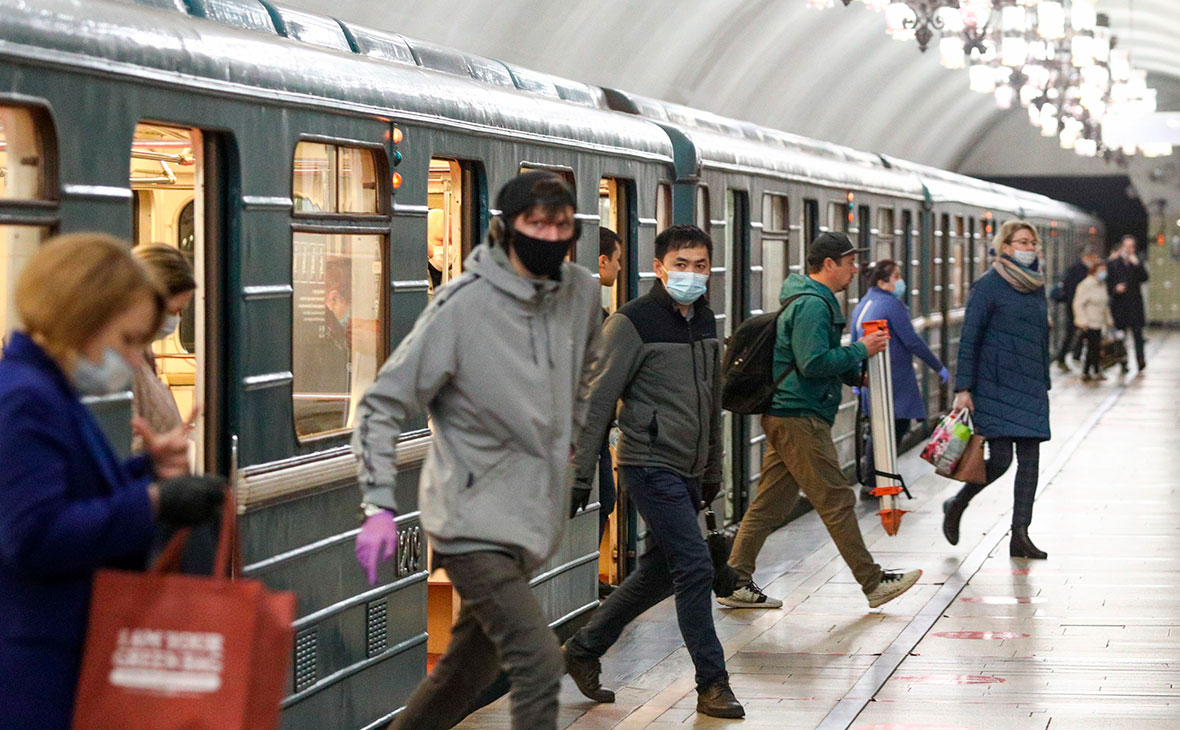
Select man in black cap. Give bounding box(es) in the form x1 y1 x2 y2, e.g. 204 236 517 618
352 170 602 729
720 232 922 610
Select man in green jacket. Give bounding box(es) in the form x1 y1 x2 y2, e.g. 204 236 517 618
721 232 922 610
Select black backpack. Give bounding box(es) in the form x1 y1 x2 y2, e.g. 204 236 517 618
721 293 829 415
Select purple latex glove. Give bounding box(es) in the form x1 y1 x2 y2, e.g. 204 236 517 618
938 366 950 384
356 510 397 586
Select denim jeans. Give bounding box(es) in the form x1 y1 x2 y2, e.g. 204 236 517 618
597 437 616 543
566 466 727 690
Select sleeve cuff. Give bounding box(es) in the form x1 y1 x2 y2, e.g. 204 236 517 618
360 484 398 512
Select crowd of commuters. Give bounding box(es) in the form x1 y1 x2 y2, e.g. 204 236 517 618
0 169 1154 729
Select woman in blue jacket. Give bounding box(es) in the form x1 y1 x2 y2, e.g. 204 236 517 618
942 221 1052 560
0 234 225 730
852 259 949 457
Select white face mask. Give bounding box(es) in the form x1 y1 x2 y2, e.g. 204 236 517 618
664 271 708 305
72 347 133 396
1012 250 1037 267
155 314 181 341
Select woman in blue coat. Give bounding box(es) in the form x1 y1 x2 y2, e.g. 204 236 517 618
852 259 949 444
0 234 225 730
941 221 1052 560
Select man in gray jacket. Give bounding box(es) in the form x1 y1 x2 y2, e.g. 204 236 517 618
351 171 601 730
563 225 744 719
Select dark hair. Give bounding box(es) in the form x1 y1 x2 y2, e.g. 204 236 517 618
865 259 898 288
654 224 713 262
324 258 351 304
599 227 622 259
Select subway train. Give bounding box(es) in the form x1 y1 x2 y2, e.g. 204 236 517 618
0 1 1103 728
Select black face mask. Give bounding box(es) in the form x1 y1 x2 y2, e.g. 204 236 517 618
510 230 575 278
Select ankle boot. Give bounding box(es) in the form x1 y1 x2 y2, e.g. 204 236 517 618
942 496 966 546
1009 526 1047 559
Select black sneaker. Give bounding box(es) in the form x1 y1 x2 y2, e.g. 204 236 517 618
696 678 744 718
562 644 615 703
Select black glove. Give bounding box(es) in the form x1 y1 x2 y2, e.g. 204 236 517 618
157 475 227 527
702 481 721 506
569 482 592 519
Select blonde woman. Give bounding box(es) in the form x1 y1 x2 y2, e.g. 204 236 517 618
131 244 198 443
1073 259 1113 381
942 221 1052 560
0 234 224 730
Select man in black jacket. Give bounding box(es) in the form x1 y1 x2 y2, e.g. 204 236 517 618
1055 248 1099 370
563 225 743 719
1107 235 1150 371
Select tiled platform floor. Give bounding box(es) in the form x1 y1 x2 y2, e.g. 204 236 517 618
457 331 1179 729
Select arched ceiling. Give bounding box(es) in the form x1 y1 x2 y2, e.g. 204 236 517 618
282 0 1179 177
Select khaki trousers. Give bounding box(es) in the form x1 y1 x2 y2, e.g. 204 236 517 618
729 415 883 594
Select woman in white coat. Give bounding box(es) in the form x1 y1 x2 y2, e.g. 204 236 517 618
1072 260 1113 381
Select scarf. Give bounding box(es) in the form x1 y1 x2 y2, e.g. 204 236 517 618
992 256 1044 294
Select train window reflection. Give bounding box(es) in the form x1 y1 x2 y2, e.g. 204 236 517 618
876 208 894 263
0 107 47 201
762 193 789 309
292 232 383 439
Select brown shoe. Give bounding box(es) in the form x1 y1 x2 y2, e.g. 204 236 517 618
563 644 615 703
696 679 744 718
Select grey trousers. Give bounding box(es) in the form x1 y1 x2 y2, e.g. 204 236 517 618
392 551 563 730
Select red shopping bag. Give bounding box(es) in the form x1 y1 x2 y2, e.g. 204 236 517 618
72 494 296 730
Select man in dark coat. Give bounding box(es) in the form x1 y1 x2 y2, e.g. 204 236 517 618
1106 235 1149 371
1055 248 1099 369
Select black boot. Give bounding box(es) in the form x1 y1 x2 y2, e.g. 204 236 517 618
1009 526 1047 559
562 644 615 703
696 678 745 718
942 496 966 546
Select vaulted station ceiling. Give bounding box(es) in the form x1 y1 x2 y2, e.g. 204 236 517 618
282 0 1179 179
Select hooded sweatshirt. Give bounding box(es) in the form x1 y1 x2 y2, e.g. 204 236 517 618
352 243 601 570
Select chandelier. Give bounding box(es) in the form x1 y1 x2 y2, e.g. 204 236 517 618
809 1 1169 159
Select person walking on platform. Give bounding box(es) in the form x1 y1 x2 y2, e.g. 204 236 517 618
720 233 922 611
563 225 744 719
594 227 623 598
1054 248 1100 370
0 234 224 730
1106 234 1149 373
351 171 601 730
942 220 1052 560
850 259 948 498
1074 259 1113 381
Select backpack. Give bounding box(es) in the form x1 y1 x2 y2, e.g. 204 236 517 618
721 293 829 415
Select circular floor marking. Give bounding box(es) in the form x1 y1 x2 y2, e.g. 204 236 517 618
930 630 1030 640
958 596 1046 604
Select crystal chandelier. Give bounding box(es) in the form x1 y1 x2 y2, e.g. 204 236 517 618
815 1 1168 159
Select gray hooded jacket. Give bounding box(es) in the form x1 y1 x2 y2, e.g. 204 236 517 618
353 244 600 569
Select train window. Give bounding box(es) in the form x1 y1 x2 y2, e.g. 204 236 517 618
0 226 49 348
428 158 479 297
696 185 710 233
518 164 575 195
803 198 820 247
827 201 849 233
0 107 48 201
131 123 202 438
599 177 632 313
762 194 789 309
876 208 895 263
293 141 380 215
857 204 871 258
655 183 672 233
291 142 387 441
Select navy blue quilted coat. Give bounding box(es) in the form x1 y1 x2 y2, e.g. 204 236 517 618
954 268 1051 441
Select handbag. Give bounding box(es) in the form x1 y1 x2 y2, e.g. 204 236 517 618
73 492 296 730
940 433 987 484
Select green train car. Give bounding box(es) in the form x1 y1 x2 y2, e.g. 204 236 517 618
0 1 1101 728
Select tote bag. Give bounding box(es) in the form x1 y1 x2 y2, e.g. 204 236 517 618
73 494 295 730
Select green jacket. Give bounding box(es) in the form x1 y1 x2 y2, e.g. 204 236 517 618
768 274 868 425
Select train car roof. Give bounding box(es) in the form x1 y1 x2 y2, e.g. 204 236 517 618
0 0 672 162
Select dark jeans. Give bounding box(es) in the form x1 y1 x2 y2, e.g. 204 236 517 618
393 551 562 730
952 437 1040 529
1082 328 1102 375
597 437 616 543
566 466 727 690
1126 325 1146 367
1056 308 1084 362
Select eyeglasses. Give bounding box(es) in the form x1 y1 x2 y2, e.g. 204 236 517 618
1008 238 1037 246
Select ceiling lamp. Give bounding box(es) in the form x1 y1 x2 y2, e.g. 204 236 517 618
812 0 1164 159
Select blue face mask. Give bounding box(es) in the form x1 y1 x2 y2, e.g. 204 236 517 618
665 271 708 305
72 347 133 397
892 278 907 300
1097 269 1107 282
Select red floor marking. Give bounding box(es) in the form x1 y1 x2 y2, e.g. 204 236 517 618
958 596 1046 604
892 674 1006 685
930 631 1030 640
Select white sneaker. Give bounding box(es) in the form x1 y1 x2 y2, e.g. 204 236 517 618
717 581 783 609
865 569 922 608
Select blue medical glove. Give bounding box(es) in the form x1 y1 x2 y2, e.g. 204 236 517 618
938 366 950 384
356 510 397 586
852 385 862 397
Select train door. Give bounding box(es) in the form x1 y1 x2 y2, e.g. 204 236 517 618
725 189 754 520
597 176 635 583
427 158 478 297
130 122 231 472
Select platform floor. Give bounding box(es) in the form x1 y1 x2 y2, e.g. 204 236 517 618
457 330 1179 730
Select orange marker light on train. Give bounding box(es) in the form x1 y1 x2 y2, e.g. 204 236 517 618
392 172 403 189
392 127 404 145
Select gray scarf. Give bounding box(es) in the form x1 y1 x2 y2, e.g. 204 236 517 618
993 256 1044 294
